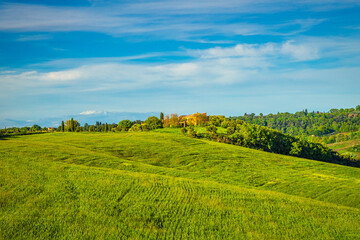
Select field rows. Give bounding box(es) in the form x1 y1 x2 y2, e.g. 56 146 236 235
1 132 360 239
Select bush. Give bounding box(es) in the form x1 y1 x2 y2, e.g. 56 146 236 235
181 127 187 135
206 125 217 134
141 123 150 131
129 124 142 132
144 116 162 130
180 118 357 166
187 126 197 138
118 120 134 131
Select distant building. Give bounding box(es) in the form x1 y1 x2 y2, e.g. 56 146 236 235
47 127 56 131
179 113 208 127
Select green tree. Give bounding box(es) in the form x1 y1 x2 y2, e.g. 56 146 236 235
30 124 42 132
181 127 187 135
61 121 65 132
65 119 80 132
160 112 164 121
160 112 164 127
290 141 303 156
129 123 142 132
187 126 197 138
144 116 162 130
118 120 134 131
206 125 217 134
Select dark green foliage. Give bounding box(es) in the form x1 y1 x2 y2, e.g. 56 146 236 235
0 126 37 137
193 119 358 167
64 118 80 132
144 116 162 130
227 126 235 135
118 120 134 131
160 112 164 122
232 106 360 138
181 126 197 138
350 145 360 152
206 124 217 134
187 126 197 138
180 127 187 135
129 123 142 132
208 115 226 127
30 124 42 132
61 121 65 132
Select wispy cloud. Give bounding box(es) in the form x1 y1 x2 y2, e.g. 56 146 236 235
1 38 360 120
0 2 333 40
187 41 319 61
1 37 359 98
16 34 52 41
79 110 103 115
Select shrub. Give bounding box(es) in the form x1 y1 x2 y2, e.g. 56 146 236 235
181 127 187 135
129 124 142 132
144 116 162 130
118 120 134 131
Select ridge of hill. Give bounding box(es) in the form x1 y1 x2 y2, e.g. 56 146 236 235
232 106 360 138
1 130 360 239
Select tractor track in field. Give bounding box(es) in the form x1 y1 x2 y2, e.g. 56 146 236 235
5 139 360 212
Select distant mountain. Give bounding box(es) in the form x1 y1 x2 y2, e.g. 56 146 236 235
0 112 160 128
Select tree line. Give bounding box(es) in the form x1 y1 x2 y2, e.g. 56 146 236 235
57 116 163 133
0 116 164 137
230 106 360 143
1 110 359 166
181 116 359 167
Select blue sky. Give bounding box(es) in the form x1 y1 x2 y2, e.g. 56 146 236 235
0 0 360 122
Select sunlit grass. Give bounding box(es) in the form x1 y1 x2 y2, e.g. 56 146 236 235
1 130 360 239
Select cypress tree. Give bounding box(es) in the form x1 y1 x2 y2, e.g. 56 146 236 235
61 120 65 132
160 112 164 121
71 118 74 132
160 112 164 127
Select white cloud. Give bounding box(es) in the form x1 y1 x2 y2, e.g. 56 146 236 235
0 2 330 40
42 70 83 81
188 41 319 61
1 37 359 99
280 41 319 61
79 110 102 115
16 34 52 41
0 70 16 74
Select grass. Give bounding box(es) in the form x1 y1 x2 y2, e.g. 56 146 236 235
328 139 360 159
1 130 360 239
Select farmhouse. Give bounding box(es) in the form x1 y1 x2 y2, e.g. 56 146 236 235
179 113 208 127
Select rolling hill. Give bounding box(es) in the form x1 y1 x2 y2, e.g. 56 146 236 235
328 139 360 159
1 129 360 239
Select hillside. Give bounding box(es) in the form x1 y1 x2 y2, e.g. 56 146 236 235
328 138 360 159
1 130 360 239
232 106 360 138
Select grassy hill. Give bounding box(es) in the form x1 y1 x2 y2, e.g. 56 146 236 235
328 139 360 159
1 130 360 239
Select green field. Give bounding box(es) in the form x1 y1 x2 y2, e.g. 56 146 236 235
1 130 360 239
328 139 360 159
